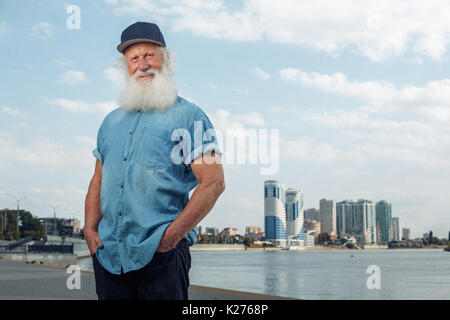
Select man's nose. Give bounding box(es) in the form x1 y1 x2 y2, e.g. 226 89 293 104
138 58 149 71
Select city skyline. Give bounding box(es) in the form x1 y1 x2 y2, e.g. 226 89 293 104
0 186 438 240
1 1 450 239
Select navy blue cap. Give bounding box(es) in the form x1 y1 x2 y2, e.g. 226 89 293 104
117 22 166 53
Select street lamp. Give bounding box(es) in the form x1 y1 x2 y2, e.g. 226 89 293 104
5 194 26 237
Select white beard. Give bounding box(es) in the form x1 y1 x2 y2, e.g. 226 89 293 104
119 66 178 112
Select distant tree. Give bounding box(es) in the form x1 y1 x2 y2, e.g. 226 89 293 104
243 237 254 247
345 242 355 249
19 211 45 239
428 230 433 245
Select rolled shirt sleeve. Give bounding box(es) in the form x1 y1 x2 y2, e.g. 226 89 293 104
92 123 104 163
185 113 222 164
92 147 103 163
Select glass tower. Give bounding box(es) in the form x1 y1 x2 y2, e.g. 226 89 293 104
264 180 287 246
285 188 305 240
376 200 392 244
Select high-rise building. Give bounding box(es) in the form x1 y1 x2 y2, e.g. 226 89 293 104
336 200 354 238
264 180 287 246
285 188 305 240
353 199 377 245
304 208 319 221
376 200 392 245
391 217 401 241
402 228 410 240
319 199 337 235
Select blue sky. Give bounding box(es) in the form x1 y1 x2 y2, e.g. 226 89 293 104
1 0 450 238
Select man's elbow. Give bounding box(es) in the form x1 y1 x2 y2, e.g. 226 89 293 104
214 176 226 197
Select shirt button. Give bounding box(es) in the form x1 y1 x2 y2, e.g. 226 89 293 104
129 131 133 135
124 157 127 161
121 185 123 189
119 239 122 243
119 212 122 216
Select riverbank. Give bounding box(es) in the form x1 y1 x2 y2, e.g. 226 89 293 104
0 253 78 268
191 244 389 251
0 259 293 300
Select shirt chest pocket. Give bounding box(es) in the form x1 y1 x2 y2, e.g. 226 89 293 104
134 127 175 169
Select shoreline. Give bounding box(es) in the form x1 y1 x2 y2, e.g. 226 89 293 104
0 258 294 300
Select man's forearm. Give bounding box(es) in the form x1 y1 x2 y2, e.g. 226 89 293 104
161 177 225 248
85 162 103 233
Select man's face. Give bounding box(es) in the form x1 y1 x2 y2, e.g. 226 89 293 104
123 42 163 82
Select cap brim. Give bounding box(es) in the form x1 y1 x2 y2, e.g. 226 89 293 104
117 38 165 53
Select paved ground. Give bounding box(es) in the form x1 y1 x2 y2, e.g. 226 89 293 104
0 260 290 300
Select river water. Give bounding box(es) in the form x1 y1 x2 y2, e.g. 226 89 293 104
77 248 450 300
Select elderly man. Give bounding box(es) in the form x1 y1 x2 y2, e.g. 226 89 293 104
84 22 225 300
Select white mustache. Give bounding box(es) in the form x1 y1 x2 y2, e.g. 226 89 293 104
133 69 158 78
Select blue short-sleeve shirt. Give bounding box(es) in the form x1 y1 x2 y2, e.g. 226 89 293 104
92 96 221 274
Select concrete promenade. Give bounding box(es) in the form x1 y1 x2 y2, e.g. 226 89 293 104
0 259 291 300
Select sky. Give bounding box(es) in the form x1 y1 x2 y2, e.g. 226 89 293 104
0 0 449 238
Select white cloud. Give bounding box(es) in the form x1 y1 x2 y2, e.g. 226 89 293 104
235 112 265 127
109 0 450 62
49 98 90 112
104 66 125 87
209 109 263 131
59 70 87 85
0 22 7 35
0 133 92 170
279 67 450 123
276 66 450 171
94 101 117 115
1 105 29 119
0 131 94 223
251 67 271 80
55 59 74 67
74 135 96 146
30 22 55 41
233 88 249 96
207 83 218 90
281 137 339 164
48 98 117 117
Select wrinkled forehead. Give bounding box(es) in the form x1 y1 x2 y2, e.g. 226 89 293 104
123 42 162 58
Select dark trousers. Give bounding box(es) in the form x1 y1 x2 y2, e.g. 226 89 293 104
92 239 191 300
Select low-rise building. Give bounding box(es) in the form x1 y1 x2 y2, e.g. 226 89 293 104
305 230 315 247
205 227 219 236
304 219 321 243
220 227 239 237
39 217 80 237
388 240 423 248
